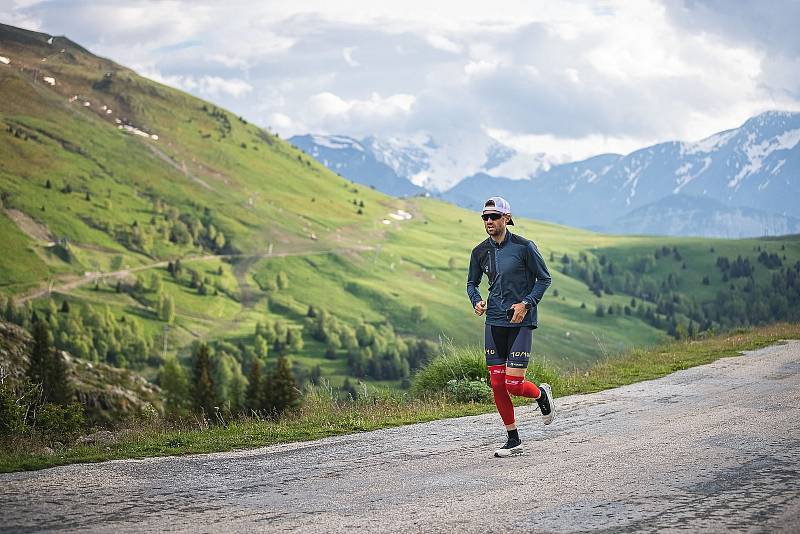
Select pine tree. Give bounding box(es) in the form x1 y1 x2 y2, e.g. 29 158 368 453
254 334 269 359
324 344 337 360
309 365 322 385
160 294 175 324
287 328 304 352
4 296 15 322
158 355 189 414
228 368 247 415
261 368 275 414
271 356 300 417
245 360 262 414
28 318 72 405
276 271 289 290
191 343 216 416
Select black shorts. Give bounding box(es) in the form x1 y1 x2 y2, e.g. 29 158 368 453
484 324 533 368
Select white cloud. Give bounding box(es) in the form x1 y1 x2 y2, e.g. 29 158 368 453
309 92 415 122
342 47 360 67
486 127 654 161
139 69 253 98
426 34 461 53
3 0 799 189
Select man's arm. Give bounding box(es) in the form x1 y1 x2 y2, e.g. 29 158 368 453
523 241 552 306
466 249 484 307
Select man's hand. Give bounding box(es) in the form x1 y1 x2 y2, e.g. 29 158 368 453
474 300 487 316
509 302 528 323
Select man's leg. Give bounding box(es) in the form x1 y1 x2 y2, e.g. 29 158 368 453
485 325 515 429
487 326 524 457
503 327 555 424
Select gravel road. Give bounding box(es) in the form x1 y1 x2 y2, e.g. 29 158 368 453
3 341 799 533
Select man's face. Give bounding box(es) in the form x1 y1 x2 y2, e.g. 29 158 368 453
482 210 509 237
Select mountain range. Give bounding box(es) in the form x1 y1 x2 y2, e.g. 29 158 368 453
292 111 800 238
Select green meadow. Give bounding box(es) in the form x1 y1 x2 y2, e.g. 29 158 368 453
1 24 799 396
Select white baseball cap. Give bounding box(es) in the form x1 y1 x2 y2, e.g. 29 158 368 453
482 196 514 225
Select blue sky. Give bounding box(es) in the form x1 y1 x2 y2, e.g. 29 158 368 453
2 0 799 188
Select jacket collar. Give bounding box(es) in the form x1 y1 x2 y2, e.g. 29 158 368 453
489 230 511 248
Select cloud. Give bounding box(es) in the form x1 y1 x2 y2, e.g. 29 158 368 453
3 0 799 189
141 69 253 98
662 0 800 100
305 91 416 135
426 34 461 53
342 47 359 67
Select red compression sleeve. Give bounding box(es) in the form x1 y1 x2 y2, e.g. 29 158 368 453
488 365 515 426
505 375 541 399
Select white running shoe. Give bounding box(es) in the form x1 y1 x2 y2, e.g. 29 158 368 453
494 438 524 458
537 383 555 425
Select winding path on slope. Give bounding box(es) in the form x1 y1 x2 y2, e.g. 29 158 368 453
14 245 375 305
3 341 799 532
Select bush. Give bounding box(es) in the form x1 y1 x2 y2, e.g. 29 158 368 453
411 343 487 396
34 402 85 442
411 340 565 400
0 382 27 437
445 378 492 403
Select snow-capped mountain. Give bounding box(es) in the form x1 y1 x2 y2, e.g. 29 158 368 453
443 111 800 237
289 133 539 196
289 134 426 197
292 111 799 237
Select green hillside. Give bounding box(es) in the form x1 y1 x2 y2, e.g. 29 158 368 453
1 23 798 396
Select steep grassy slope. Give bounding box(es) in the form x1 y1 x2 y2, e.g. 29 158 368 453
1 23 798 392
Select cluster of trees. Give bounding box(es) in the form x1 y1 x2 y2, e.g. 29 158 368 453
114 272 176 323
304 306 438 381
559 245 799 339
1 318 85 441
252 319 304 359
201 104 232 139
757 251 783 269
709 260 800 327
716 255 754 279
166 259 229 298
157 343 300 419
559 252 618 297
3 297 153 368
258 270 290 292
106 198 229 257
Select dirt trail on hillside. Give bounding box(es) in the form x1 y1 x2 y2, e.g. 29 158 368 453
4 208 55 244
2 341 799 532
15 246 374 304
145 144 213 191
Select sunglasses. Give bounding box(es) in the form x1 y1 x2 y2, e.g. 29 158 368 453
481 213 503 221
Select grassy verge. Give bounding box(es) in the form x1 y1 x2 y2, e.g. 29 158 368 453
2 322 799 473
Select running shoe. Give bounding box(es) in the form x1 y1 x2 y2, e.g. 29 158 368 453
494 437 523 458
537 383 555 425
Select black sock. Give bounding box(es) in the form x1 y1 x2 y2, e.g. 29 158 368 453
507 429 519 442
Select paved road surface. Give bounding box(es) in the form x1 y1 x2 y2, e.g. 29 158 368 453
3 341 800 533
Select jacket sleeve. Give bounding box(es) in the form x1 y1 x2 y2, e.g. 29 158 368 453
524 241 552 305
466 248 483 307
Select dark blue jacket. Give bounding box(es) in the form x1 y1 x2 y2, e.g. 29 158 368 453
466 230 552 328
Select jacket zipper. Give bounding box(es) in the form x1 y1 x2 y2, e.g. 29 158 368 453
495 243 504 312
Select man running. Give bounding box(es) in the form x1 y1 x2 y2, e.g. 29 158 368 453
466 196 554 457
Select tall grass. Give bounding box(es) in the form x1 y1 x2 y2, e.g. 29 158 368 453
410 338 564 400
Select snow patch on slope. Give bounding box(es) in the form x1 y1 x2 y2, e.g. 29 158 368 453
728 129 800 189
682 129 737 155
311 135 364 151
